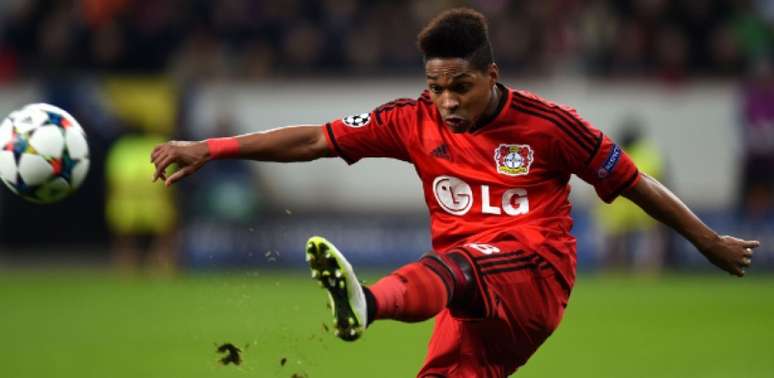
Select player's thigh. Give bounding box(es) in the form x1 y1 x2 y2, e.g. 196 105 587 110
452 241 569 361
421 310 512 378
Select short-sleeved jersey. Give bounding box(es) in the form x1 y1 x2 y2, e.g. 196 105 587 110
323 85 640 287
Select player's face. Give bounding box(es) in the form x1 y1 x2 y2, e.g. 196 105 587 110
425 58 498 133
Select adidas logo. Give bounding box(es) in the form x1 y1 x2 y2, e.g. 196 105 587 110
431 144 450 160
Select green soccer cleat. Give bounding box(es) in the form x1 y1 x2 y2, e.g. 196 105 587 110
305 236 366 342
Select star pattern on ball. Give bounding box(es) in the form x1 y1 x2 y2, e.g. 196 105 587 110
0 104 90 204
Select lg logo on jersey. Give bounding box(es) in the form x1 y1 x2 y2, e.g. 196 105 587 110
432 175 529 216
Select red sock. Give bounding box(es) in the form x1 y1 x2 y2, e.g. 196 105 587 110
368 262 448 323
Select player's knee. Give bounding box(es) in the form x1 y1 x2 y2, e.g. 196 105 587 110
420 251 486 318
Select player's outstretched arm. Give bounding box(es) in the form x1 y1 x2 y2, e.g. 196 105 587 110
622 173 759 276
150 125 329 187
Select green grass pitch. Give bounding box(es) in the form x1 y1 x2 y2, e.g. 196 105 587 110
1 269 772 378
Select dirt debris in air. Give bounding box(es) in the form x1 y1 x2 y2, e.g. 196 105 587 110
216 343 242 366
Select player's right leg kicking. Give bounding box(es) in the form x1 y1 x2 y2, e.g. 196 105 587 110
306 237 569 376
305 236 467 341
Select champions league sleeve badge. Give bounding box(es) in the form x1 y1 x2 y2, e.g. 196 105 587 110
342 112 371 128
596 144 622 178
494 144 534 176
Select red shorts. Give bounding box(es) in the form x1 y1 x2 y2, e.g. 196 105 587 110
417 240 572 378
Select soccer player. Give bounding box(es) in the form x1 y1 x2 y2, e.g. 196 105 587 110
150 8 759 377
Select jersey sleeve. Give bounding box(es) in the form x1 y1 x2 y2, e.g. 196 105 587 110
554 106 640 203
322 99 417 164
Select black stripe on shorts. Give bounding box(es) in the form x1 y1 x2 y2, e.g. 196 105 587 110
477 254 533 269
479 254 550 276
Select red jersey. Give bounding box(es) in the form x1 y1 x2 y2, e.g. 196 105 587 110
323 85 640 287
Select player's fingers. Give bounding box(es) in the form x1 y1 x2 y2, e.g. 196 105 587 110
735 263 746 277
153 154 175 182
151 145 165 162
743 247 754 257
739 257 752 268
151 153 163 172
164 166 191 187
151 146 167 164
742 240 760 249
720 257 743 277
153 169 165 183
151 153 166 182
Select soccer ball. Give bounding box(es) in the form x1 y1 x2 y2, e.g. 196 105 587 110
0 103 89 204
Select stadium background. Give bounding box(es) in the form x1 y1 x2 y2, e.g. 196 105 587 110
0 0 772 377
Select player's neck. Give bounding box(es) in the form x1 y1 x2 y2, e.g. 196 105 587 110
485 84 502 116
472 84 505 132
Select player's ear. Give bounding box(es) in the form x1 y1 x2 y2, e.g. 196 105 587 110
487 63 499 86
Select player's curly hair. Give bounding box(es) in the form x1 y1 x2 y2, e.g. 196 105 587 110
417 8 494 71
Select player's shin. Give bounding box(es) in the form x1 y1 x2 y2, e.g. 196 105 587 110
367 261 449 323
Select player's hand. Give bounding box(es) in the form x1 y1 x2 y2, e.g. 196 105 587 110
698 235 760 277
150 140 209 187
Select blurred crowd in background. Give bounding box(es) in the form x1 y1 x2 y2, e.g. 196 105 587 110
0 0 771 274
0 0 772 81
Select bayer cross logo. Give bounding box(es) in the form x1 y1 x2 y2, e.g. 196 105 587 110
432 175 473 215
494 144 533 176
342 113 371 128
505 153 522 168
